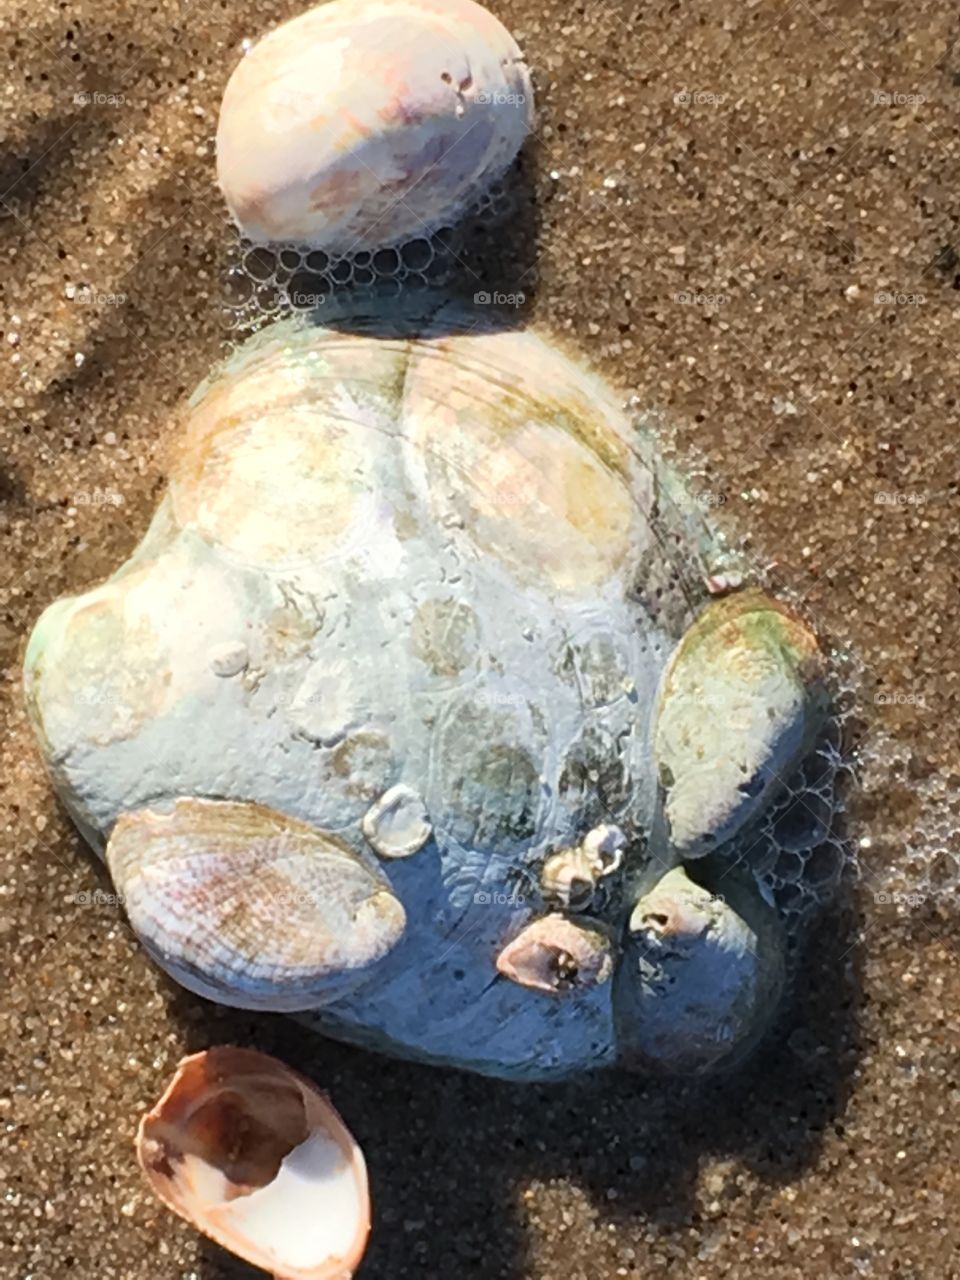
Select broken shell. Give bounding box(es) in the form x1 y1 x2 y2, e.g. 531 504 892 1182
613 866 785 1075
216 0 533 252
703 570 743 596
581 823 626 873
541 847 598 911
496 914 614 995
137 1047 369 1280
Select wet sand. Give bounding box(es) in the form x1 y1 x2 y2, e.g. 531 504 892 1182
1 1 958 1277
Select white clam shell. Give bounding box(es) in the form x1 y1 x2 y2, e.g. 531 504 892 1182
137 1047 370 1280
216 0 533 251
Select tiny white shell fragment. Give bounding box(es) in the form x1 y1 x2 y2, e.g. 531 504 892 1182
703 571 743 596
210 641 249 677
582 823 626 872
216 0 534 252
362 783 432 858
137 1047 370 1280
541 823 626 908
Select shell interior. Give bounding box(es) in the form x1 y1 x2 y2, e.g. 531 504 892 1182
137 1048 369 1280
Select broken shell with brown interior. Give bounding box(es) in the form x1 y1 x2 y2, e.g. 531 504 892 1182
216 0 533 253
136 1047 369 1280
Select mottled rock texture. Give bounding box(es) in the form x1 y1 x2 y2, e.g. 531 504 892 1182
1 0 958 1277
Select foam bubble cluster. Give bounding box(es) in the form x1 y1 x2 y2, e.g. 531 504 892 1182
222 179 521 337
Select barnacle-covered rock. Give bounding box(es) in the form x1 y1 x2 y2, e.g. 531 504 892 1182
216 0 533 252
24 299 833 1080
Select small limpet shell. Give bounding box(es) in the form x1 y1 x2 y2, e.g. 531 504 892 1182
614 867 785 1075
361 783 432 858
496 914 614 995
216 0 533 252
137 1047 369 1280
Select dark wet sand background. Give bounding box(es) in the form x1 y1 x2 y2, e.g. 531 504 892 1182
2 1 959 1277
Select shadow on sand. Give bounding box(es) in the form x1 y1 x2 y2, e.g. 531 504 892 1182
164 880 864 1280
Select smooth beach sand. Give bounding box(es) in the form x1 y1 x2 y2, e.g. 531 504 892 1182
1 1 958 1277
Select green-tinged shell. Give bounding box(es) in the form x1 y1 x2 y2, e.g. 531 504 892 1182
653 589 828 857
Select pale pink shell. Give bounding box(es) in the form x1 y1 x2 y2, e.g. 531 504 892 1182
216 0 533 252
